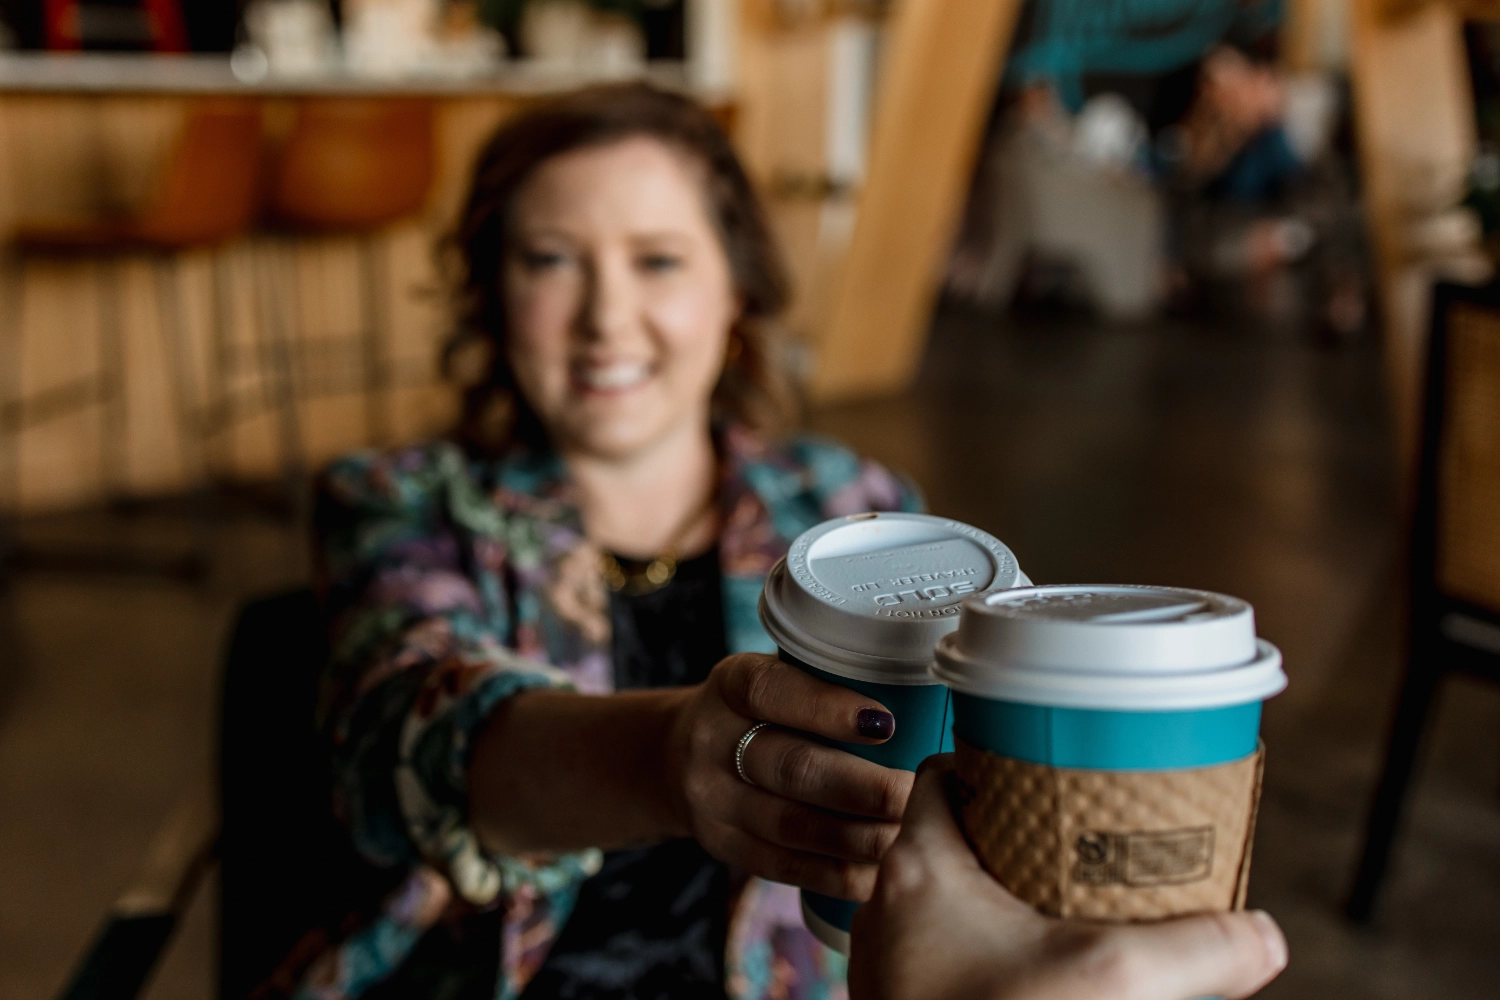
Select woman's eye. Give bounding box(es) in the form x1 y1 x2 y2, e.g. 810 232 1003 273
521 249 567 271
638 252 682 273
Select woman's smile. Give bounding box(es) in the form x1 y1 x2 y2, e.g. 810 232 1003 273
571 357 656 395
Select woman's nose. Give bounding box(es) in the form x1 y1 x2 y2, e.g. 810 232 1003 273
581 255 640 345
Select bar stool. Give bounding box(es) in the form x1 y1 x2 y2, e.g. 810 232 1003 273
0 99 263 577
258 97 437 468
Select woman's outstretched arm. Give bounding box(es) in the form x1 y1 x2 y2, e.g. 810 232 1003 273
468 686 691 852
316 446 915 904
470 652 916 903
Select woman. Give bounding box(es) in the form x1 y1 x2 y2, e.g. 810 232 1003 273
287 84 922 1000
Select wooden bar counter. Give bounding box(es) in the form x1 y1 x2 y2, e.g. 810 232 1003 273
0 54 713 514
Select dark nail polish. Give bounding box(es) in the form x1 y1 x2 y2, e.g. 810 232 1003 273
857 708 895 741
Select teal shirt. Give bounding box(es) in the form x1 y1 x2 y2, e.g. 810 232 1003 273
1006 0 1283 110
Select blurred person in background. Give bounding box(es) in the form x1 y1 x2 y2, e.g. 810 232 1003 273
256 83 924 1000
948 0 1366 338
1156 44 1367 338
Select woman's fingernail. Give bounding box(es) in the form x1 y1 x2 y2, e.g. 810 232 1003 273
1250 910 1288 970
856 709 895 741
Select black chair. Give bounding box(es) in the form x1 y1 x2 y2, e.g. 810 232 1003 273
56 589 388 1000
1346 280 1500 922
219 590 398 998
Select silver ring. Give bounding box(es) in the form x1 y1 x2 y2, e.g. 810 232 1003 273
735 721 772 786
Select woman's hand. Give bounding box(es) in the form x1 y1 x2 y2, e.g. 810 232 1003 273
849 755 1288 1000
666 653 915 902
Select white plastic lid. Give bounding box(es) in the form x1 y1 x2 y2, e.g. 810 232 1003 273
759 512 1024 684
930 584 1287 710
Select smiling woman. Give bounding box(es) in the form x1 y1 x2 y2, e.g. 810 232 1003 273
449 84 793 467
504 138 742 469
268 84 925 1000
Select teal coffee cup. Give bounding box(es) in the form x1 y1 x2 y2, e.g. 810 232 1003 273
759 512 1027 953
930 585 1287 921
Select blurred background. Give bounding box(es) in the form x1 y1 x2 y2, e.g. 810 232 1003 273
0 1 1497 998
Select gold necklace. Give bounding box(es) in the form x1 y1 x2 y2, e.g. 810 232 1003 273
599 548 679 596
598 494 714 597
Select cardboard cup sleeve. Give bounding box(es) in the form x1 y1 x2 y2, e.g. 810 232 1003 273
955 738 1265 920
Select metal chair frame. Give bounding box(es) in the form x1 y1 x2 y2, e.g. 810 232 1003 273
1346 279 1500 921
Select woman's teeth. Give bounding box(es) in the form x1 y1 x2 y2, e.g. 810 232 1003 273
577 362 651 391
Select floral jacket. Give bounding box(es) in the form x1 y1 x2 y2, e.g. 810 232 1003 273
290 424 922 1000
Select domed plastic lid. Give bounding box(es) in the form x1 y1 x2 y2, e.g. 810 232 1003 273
931 585 1287 710
759 512 1024 684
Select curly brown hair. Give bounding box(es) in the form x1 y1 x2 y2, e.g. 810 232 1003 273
445 82 795 454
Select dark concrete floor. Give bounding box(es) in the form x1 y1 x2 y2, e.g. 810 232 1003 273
2 301 1498 999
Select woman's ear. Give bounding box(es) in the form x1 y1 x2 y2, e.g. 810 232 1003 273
724 328 744 368
726 290 748 351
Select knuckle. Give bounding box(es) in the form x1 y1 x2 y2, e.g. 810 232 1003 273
775 802 818 846
1081 935 1146 996
769 851 814 889
808 687 846 728
847 825 879 862
861 821 900 862
709 655 742 702
776 741 821 797
739 656 779 715
687 717 718 760
836 862 875 902
682 770 717 813
828 860 857 898
874 845 929 902
870 771 911 819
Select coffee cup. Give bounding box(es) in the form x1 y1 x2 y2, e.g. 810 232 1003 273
930 585 1286 920
759 512 1027 952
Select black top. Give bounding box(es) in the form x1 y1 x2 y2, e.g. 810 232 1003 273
519 547 731 1000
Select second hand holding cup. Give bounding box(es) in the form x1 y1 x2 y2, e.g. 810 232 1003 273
758 511 1027 953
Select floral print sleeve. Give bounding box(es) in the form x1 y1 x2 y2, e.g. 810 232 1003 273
789 434 924 518
314 442 596 909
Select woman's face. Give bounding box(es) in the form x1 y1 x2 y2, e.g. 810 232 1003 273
504 137 739 460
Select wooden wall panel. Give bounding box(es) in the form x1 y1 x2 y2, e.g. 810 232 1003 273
1284 0 1351 72
735 15 847 343
808 0 1023 402
1349 0 1479 470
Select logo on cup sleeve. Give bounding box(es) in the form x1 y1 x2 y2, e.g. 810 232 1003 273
1072 827 1215 887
